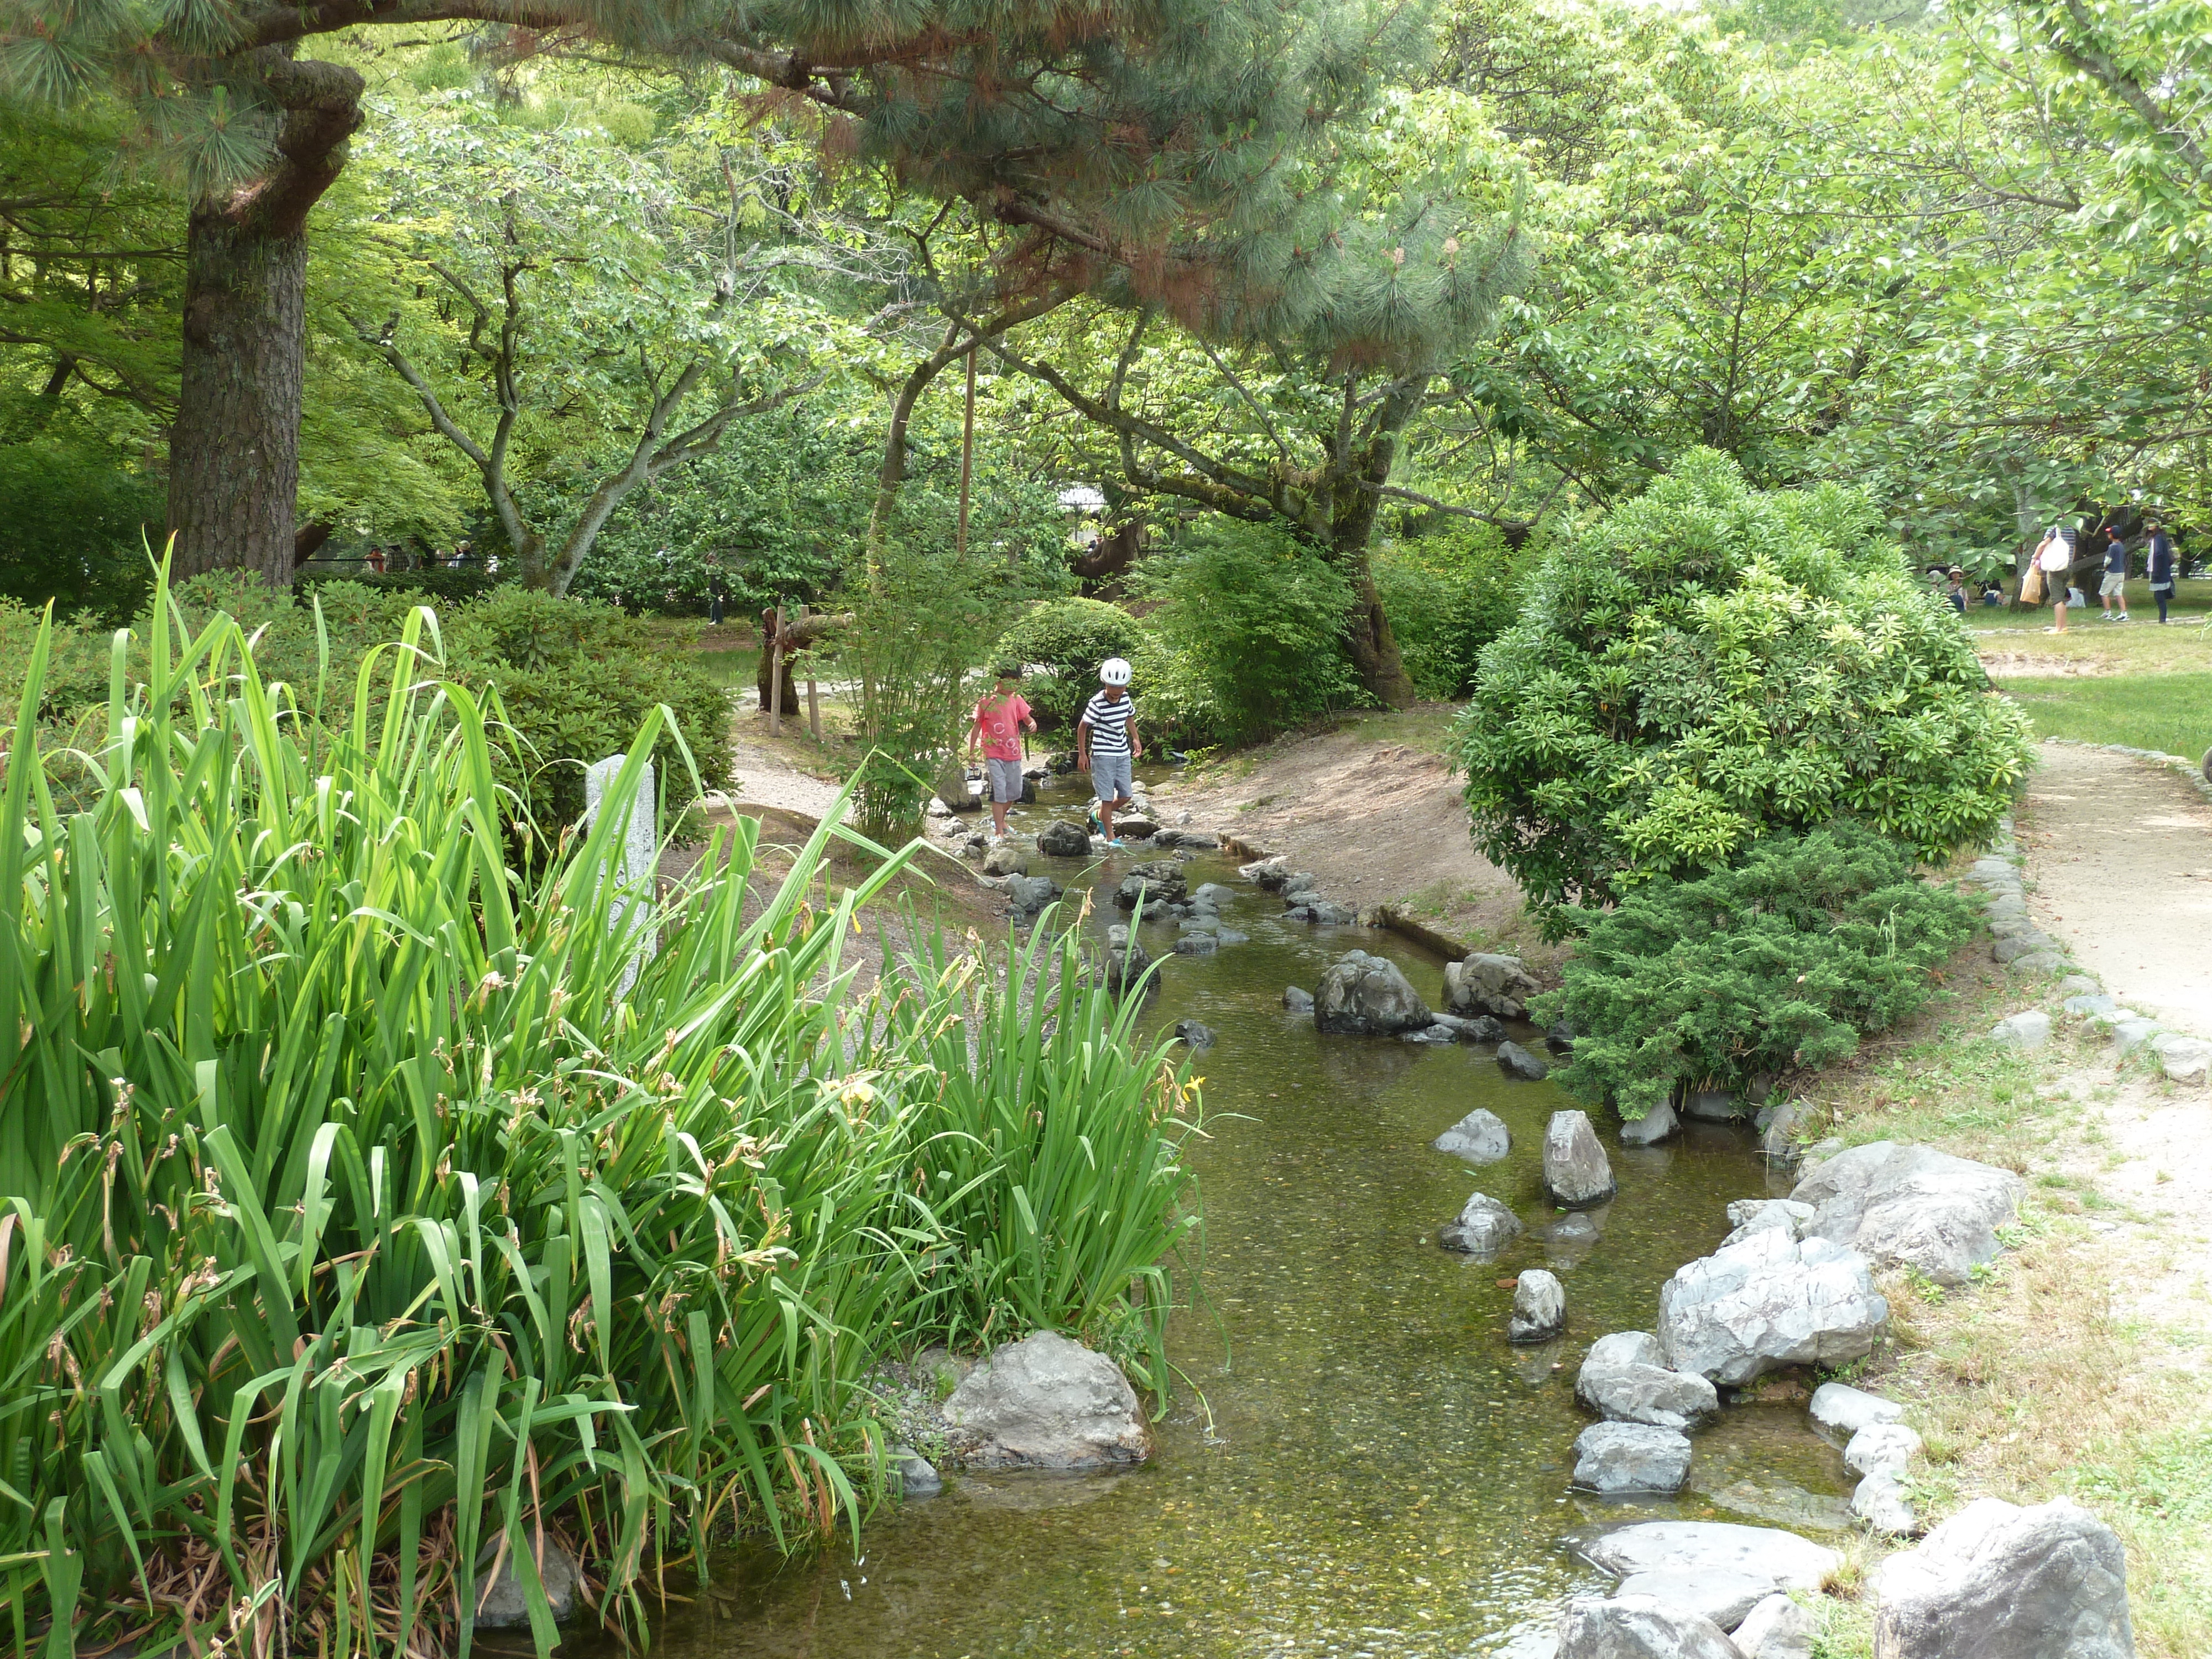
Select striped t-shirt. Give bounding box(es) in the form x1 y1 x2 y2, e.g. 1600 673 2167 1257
1081 690 1135 755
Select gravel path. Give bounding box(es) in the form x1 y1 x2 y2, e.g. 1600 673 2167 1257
2021 740 2212 1036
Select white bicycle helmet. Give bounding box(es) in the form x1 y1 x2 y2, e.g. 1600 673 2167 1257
1098 656 1133 686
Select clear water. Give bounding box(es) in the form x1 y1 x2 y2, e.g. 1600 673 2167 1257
573 779 1849 1659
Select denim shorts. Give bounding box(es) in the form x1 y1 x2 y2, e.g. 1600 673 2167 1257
1090 752 1133 802
986 757 1025 804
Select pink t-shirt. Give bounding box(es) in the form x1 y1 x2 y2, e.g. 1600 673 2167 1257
973 694 1032 760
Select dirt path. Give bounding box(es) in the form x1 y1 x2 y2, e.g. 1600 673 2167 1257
2021 742 2212 1035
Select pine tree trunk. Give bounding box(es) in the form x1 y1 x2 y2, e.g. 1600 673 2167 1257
164 57 363 587
168 211 308 585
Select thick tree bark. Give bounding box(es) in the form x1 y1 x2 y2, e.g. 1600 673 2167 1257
165 56 363 586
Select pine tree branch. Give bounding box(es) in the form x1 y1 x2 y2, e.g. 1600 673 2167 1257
2047 0 2211 182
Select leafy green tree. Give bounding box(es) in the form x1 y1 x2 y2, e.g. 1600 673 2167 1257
0 0 1436 586
1454 448 2033 936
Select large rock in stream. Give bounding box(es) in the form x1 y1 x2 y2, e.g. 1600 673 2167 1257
1579 1521 1840 1594
1556 1597 1743 1659
1433 1108 1511 1164
1545 1110 1617 1207
942 1331 1151 1470
1035 819 1092 857
1791 1140 2026 1287
1444 951 1542 1019
1313 950 1432 1035
1573 1422 1692 1494
1576 1332 1719 1431
1439 1191 1522 1256
1657 1227 1888 1384
1873 1498 2135 1659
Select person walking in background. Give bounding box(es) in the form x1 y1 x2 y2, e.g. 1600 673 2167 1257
2147 519 2177 623
968 663 1037 843
1077 657 1142 846
2037 526 2076 633
2099 525 2131 622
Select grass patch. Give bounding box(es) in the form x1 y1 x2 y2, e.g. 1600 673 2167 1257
2000 671 2212 757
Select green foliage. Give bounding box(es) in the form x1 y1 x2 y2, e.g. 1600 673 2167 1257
0 589 1198 1657
996 597 1152 731
1136 521 1366 745
295 564 506 604
1454 450 2034 935
0 430 161 622
1540 819 1980 1119
1371 522 1522 698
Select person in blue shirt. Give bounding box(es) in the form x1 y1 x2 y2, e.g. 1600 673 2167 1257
2099 525 2130 622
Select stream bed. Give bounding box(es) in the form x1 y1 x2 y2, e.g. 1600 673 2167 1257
587 787 1855 1659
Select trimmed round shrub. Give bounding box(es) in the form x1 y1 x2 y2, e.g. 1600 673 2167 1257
997 596 1150 730
1454 448 2033 936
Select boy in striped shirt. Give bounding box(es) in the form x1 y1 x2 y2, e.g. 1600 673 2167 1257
1077 658 1142 844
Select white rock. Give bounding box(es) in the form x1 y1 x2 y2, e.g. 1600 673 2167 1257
1620 1099 1679 1146
1576 1354 1720 1432
1546 1110 1618 1207
1730 1593 1815 1659
1658 1228 1889 1384
1722 1198 1815 1248
1990 1010 2052 1048
1587 1331 1666 1369
1510 1269 1568 1343
1557 1596 1743 1659
1791 1140 2025 1288
1579 1521 1839 1593
1573 1422 1693 1494
942 1331 1150 1470
1433 1108 1511 1164
1844 1421 1922 1479
1809 1381 1903 1443
1851 1471 1918 1536
2152 1032 2212 1084
1614 1569 1775 1630
2110 1015 2161 1055
1441 1190 1523 1256
1873 1498 2133 1659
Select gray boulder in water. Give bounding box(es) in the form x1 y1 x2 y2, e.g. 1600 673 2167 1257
1620 1099 1679 1146
1873 1498 2134 1659
1439 1190 1522 1256
1496 1040 1551 1081
1443 951 1542 1019
1432 1108 1511 1164
1572 1422 1692 1493
1035 819 1092 857
1172 1019 1215 1049
1658 1228 1888 1384
982 842 1030 877
1790 1140 2026 1288
1556 1597 1743 1659
1100 925 1153 997
1312 950 1432 1035
1575 1333 1719 1431
1579 1520 1839 1593
1545 1110 1616 1207
943 1331 1151 1470
1004 874 1060 915
1282 985 1314 1013
1509 1268 1567 1343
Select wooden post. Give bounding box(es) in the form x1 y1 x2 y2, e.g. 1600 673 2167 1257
800 603 822 741
768 605 784 737
956 346 975 560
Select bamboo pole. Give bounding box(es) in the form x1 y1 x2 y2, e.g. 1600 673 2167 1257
768 606 784 737
956 347 976 560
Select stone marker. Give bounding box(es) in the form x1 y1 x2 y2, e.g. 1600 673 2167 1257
1509 1269 1567 1343
583 754 657 996
1573 1422 1693 1494
1658 1229 1888 1384
942 1331 1151 1470
1545 1110 1618 1207
1873 1497 2134 1659
1432 1108 1511 1164
1557 1597 1743 1659
1439 1191 1522 1256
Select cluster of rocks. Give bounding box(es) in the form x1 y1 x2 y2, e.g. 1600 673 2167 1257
1967 830 2070 977
1439 1110 1615 1266
2018 978 2212 1084
1811 1381 1922 1535
1171 881 1251 956
1241 855 1358 924
1558 1522 1834 1658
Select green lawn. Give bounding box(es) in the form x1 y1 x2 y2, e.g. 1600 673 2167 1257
2000 670 2212 760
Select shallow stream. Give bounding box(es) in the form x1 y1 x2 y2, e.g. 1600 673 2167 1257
589 780 1853 1658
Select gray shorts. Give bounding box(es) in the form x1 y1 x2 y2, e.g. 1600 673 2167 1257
2100 571 2127 597
986 757 1025 804
1091 752 1133 802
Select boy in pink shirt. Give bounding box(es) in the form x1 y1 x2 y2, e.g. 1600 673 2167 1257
967 663 1037 841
